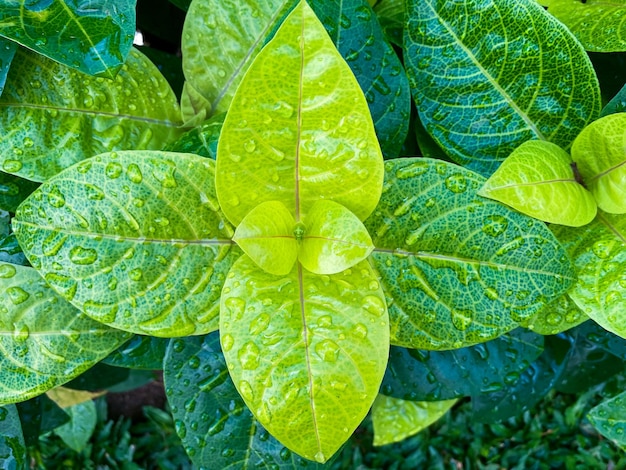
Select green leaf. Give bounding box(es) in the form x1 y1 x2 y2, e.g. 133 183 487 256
551 212 626 340
164 332 326 469
17 395 69 446
371 395 456 446
220 256 389 463
0 172 39 213
181 0 297 117
478 140 597 227
0 48 182 182
404 0 601 176
547 0 626 52
0 0 135 77
603 83 626 117
165 113 225 160
0 37 16 97
521 294 588 335
578 320 626 360
0 209 28 267
53 401 97 453
103 335 169 370
234 201 298 276
0 405 25 469
589 391 626 449
365 158 575 350
308 0 411 158
0 262 131 405
372 0 404 46
215 0 384 226
572 113 626 214
13 151 240 337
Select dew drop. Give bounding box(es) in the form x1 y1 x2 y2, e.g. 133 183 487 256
221 333 234 352
238 341 260 370
546 312 562 326
225 297 246 319
239 380 254 401
0 264 16 278
445 174 468 193
6 286 29 305
256 403 272 425
451 309 473 331
249 313 270 335
129 268 143 281
69 246 98 265
362 295 385 317
14 324 29 342
315 339 340 363
592 240 612 259
2 159 22 173
127 163 143 183
106 161 123 179
353 323 368 339
244 140 256 153
482 215 508 237
174 419 187 438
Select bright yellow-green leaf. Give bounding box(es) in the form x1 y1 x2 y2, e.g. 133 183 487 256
479 140 597 227
572 113 626 214
371 394 457 446
300 200 374 275
216 0 384 226
234 201 297 275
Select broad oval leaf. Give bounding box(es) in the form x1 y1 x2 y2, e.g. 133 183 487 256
521 294 588 335
0 405 25 469
589 391 626 449
0 48 182 182
182 0 297 117
219 256 389 463
478 140 597 227
404 0 601 176
572 113 626 214
54 401 97 453
0 262 131 405
547 0 626 52
13 151 240 337
216 0 384 226
365 158 575 350
0 0 135 77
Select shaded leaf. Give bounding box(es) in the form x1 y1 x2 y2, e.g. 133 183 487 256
220 256 389 462
13 151 240 337
103 335 169 370
64 363 130 392
0 209 27 267
521 294 588 335
589 391 626 450
136 45 184 98
577 319 626 361
0 37 16 98
404 0 601 176
365 158 575 349
0 48 182 182
0 172 39 213
602 83 626 116
16 395 69 446
0 405 25 469
372 0 404 46
54 401 97 453
165 113 225 159
215 1 384 226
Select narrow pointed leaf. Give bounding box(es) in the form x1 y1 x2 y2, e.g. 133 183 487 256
0 48 182 182
220 256 389 462
13 151 240 337
365 158 575 350
0 405 25 469
404 0 601 176
182 0 297 117
216 1 384 226
372 395 456 446
0 0 135 77
0 38 16 97
478 140 597 227
0 262 131 405
572 113 626 214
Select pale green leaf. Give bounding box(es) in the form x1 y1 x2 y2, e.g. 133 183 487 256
478 140 597 227
220 256 389 463
547 0 626 52
0 262 131 405
0 48 182 182
0 405 25 469
365 158 576 350
53 401 97 453
182 0 296 117
588 391 626 449
371 395 457 446
13 151 240 337
216 0 384 226
234 201 298 276
572 113 626 214
404 0 601 176
300 200 374 275
521 294 588 335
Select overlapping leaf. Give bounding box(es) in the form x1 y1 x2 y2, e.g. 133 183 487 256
404 0 601 176
103 335 169 370
372 0 404 45
589 391 626 449
0 38 16 98
603 84 626 116
0 172 38 213
13 151 240 337
521 294 588 335
0 48 182 182
365 158 575 350
0 405 25 468
165 113 225 159
0 262 131 404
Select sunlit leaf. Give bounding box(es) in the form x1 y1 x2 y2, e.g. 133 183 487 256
46 387 105 409
0 405 25 469
13 151 240 337
365 158 575 350
521 294 588 335
404 0 601 176
0 48 182 182
220 256 389 462
589 391 626 449
478 140 597 227
216 1 384 226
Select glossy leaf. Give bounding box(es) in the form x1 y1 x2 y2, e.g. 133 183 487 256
547 0 626 52
0 48 182 182
53 401 97 453
381 329 544 401
165 113 225 159
182 0 297 117
0 262 131 405
0 172 39 213
571 113 626 214
308 0 411 158
602 83 626 117
103 335 169 370
578 320 626 360
372 0 404 46
65 363 130 392
404 0 601 176
220 256 389 463
0 209 28 267
0 38 16 97
478 140 597 227
365 158 575 350
589 391 626 449
13 151 240 337
164 332 326 469
371 394 456 446
216 0 384 226
521 294 588 335
16 395 69 446
0 0 135 77
0 405 25 469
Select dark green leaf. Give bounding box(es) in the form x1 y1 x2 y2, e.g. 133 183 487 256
136 46 184 98
0 172 39 213
577 320 626 361
165 113 224 159
16 394 69 446
0 38 16 97
0 209 27 266
372 0 403 46
0 405 25 469
521 294 588 335
169 0 192 10
54 401 98 453
65 363 131 391
602 83 626 116
103 335 169 370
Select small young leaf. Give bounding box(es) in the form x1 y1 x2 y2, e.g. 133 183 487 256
478 140 597 227
521 294 588 335
589 391 626 449
53 401 98 453
572 113 626 214
165 113 226 159
216 0 384 226
371 395 456 446
0 405 26 469
220 256 389 462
